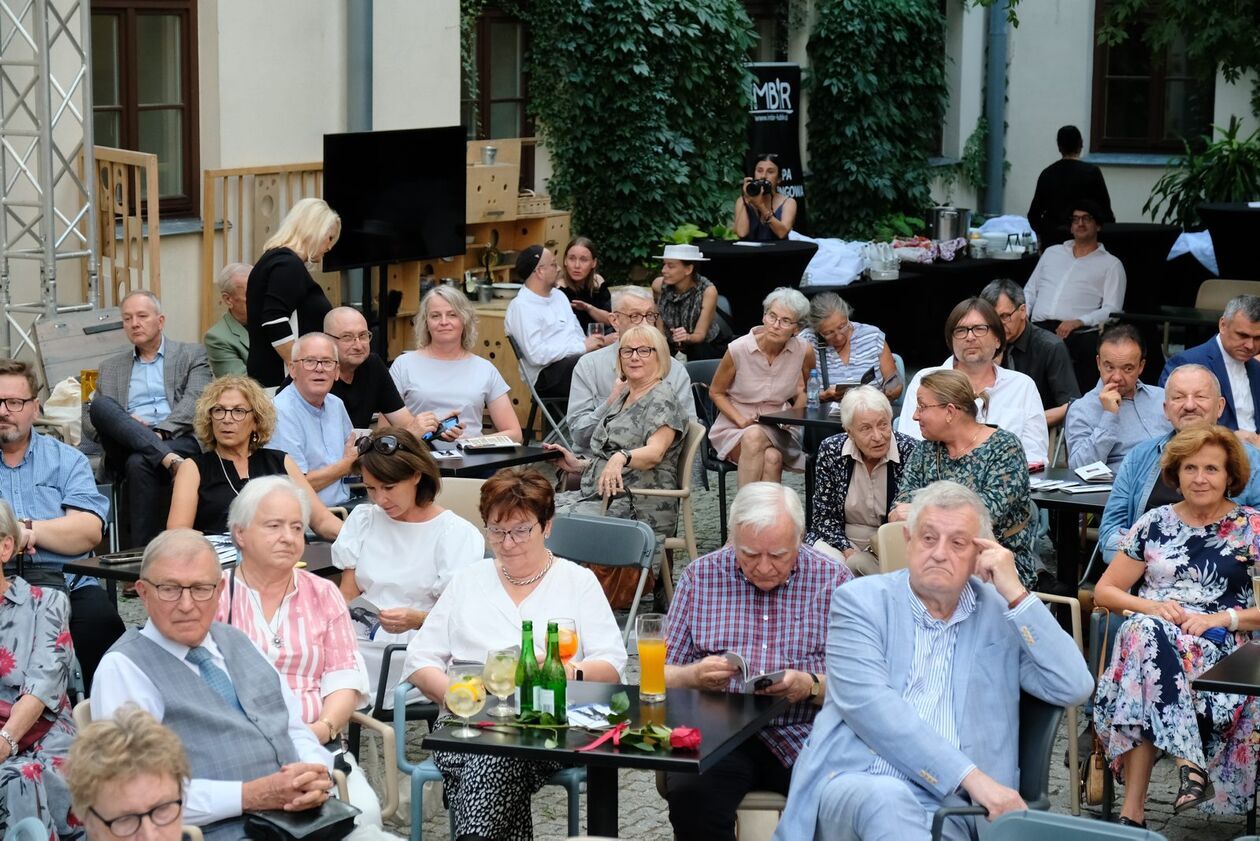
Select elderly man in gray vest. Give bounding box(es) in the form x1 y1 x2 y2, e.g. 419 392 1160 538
91 529 333 840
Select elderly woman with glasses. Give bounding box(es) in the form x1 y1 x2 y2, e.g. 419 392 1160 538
390 285 523 443
801 292 902 402
332 428 484 703
897 296 1049 465
806 386 917 576
66 706 187 841
404 467 625 840
167 375 342 540
0 499 79 839
709 287 816 486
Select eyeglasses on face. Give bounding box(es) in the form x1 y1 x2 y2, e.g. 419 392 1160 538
614 310 660 325
486 522 538 544
334 331 373 344
618 346 657 359
0 396 36 412
209 406 251 421
142 580 218 602
89 799 183 836
357 434 400 456
764 313 798 328
995 310 1017 323
819 322 853 339
951 324 992 339
915 402 949 413
1070 214 1094 224
295 357 338 371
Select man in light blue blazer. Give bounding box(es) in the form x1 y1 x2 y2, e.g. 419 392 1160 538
1160 295 1260 440
774 480 1093 841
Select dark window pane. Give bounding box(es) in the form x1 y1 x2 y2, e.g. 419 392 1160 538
1163 32 1189 76
489 101 521 139
138 108 183 196
1164 79 1212 141
1105 35 1149 78
94 111 120 148
1104 79 1150 139
136 14 182 106
91 14 120 107
488 22 521 99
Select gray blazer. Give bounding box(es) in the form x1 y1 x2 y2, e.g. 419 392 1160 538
203 312 249 377
83 337 212 442
773 569 1093 840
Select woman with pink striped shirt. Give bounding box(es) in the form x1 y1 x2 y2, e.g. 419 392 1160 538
213 475 381 829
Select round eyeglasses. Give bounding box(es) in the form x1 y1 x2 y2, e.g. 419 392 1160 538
89 799 182 837
209 406 251 421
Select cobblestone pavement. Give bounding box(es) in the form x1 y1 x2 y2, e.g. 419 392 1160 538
117 469 1250 839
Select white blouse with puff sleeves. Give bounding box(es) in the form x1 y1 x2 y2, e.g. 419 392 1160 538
403 556 628 680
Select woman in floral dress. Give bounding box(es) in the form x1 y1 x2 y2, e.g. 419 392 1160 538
0 500 80 839
1094 424 1260 828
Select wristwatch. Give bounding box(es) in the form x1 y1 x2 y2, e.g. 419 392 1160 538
807 672 821 698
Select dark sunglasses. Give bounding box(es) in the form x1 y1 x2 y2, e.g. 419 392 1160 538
356 434 400 456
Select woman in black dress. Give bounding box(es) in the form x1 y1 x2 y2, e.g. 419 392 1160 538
557 236 612 330
245 197 341 386
167 375 343 539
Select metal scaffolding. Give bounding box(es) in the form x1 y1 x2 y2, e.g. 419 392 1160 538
0 0 96 360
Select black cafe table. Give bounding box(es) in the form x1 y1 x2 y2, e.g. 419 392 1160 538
756 406 847 528
1030 467 1111 589
431 444 560 477
697 239 819 335
1193 643 1260 832
422 681 788 837
1110 306 1221 359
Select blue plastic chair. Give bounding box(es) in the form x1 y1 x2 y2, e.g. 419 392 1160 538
981 810 1168 839
392 682 584 841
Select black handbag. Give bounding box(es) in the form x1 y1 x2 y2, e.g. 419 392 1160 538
243 798 360 841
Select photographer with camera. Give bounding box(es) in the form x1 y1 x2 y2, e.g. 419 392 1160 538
734 153 797 241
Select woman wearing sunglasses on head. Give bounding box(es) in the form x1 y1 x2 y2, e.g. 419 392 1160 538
332 428 484 704
167 375 343 540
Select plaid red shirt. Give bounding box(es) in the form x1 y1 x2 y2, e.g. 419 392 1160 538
665 543 852 765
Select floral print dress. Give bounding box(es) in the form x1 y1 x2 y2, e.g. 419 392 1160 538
0 577 80 839
1093 504 1260 814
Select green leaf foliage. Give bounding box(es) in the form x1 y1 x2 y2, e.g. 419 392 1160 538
805 0 948 239
522 0 755 278
1144 118 1260 229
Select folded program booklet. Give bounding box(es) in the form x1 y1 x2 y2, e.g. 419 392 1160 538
459 434 517 451
723 652 786 691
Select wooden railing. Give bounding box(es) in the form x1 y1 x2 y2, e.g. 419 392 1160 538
92 147 161 305
200 163 329 335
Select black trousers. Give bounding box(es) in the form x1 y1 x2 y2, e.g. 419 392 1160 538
533 354 583 407
1034 320 1100 394
18 565 124 694
665 736 793 841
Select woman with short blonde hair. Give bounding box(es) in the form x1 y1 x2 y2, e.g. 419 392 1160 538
246 198 342 387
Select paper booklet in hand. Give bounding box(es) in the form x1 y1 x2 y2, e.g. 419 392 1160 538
724 651 786 691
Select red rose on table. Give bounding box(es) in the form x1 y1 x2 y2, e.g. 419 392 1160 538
670 726 701 750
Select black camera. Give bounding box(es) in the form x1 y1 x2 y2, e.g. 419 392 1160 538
745 178 774 197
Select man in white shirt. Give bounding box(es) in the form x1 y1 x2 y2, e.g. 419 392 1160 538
1024 198 1127 392
1160 294 1260 445
92 530 333 839
898 297 1049 464
505 245 606 406
567 285 695 454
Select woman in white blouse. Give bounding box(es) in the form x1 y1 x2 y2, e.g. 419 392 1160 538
389 284 522 442
404 467 626 840
332 428 484 706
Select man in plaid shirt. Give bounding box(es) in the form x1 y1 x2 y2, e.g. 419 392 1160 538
662 482 852 841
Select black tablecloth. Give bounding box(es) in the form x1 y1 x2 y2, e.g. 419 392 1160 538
697 239 818 334
1199 203 1260 282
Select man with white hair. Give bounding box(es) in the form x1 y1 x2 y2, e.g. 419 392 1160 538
84 289 211 545
270 333 356 508
566 285 695 455
662 482 851 840
92 529 335 841
323 306 412 430
775 480 1093 841
204 262 252 377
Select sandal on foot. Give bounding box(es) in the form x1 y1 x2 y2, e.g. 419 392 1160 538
1117 816 1146 828
1174 764 1214 814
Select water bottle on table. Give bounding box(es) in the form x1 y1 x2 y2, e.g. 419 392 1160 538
807 368 822 409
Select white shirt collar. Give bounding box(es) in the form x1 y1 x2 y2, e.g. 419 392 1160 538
140 620 224 664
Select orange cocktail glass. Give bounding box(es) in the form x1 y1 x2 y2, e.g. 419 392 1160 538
554 617 578 663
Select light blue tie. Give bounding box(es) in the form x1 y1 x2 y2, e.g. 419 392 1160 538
186 645 245 714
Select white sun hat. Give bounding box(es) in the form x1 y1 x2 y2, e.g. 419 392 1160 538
652 243 710 261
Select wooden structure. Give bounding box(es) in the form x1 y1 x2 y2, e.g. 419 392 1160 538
92 147 161 305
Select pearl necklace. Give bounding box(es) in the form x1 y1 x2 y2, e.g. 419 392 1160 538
501 550 554 587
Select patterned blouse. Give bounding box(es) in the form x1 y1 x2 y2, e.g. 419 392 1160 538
659 275 720 345
806 431 918 550
893 427 1038 589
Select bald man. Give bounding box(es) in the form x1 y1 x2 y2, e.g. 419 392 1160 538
324 306 411 430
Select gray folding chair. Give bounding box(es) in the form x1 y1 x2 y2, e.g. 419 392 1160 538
545 512 656 644
505 333 574 448
980 811 1168 839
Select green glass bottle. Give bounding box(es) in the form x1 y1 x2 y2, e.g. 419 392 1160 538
515 620 539 715
537 620 567 722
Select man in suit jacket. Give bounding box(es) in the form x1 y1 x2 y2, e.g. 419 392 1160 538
1160 294 1260 444
774 480 1093 841
203 262 251 377
85 290 211 544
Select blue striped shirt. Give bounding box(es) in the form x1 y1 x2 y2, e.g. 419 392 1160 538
800 321 885 387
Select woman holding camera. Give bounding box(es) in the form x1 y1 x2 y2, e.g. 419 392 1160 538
734 153 797 241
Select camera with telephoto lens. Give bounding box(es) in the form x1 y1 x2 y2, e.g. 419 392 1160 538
745 178 774 197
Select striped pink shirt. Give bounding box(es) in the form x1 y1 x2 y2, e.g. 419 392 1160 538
215 567 368 723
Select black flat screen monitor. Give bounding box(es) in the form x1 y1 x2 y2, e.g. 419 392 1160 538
322 126 466 271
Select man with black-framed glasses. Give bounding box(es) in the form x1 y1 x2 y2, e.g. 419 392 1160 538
566 285 696 455
271 333 358 508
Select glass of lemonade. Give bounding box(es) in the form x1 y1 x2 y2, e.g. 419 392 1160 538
483 648 519 718
636 613 667 703
554 618 578 665
444 662 487 738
